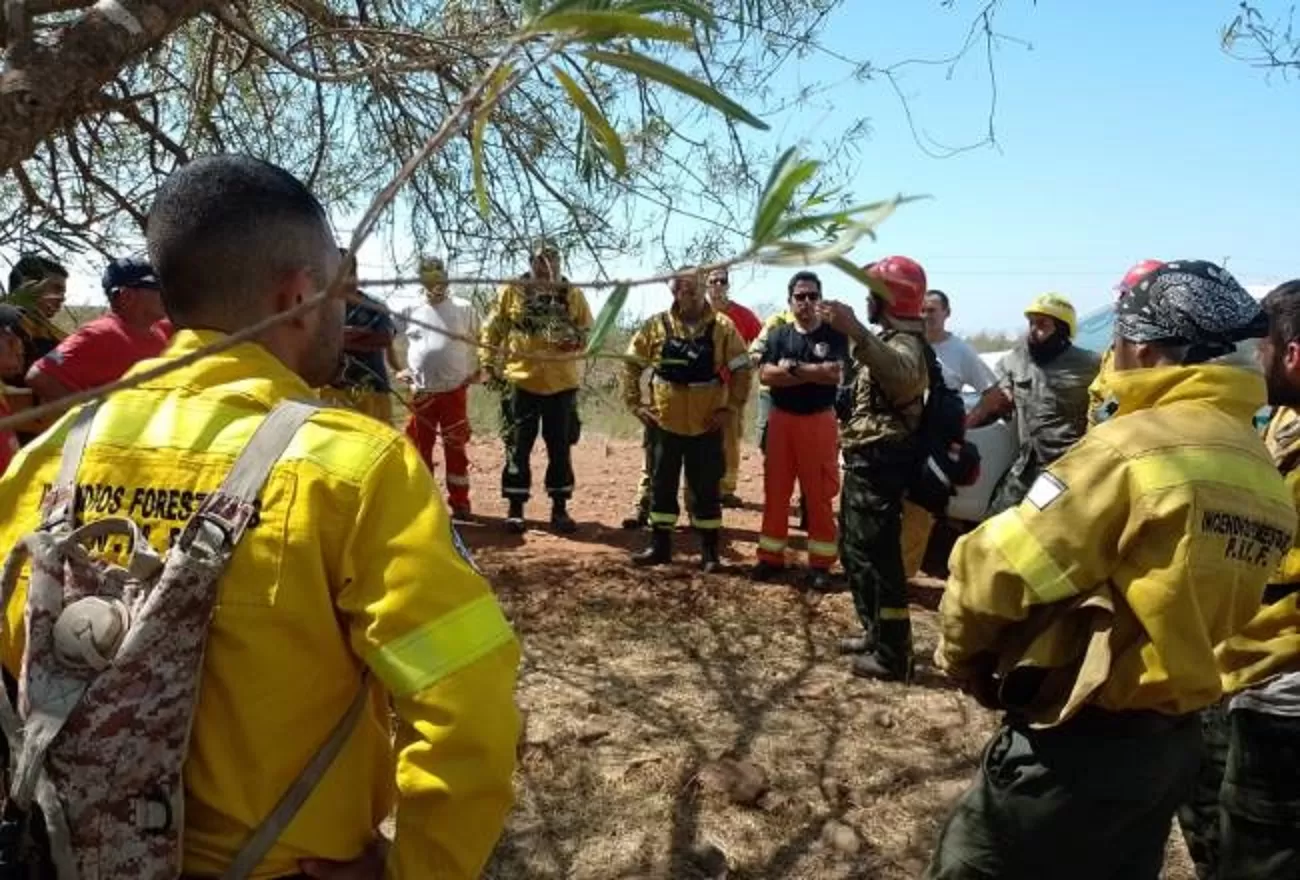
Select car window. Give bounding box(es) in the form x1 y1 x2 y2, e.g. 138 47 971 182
1074 303 1115 354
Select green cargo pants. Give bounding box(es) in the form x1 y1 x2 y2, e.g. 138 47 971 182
926 709 1202 880
839 456 911 674
1219 707 1300 880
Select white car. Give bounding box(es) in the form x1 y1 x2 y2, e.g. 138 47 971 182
946 301 1268 523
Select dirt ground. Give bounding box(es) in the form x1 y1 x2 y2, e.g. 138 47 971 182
446 433 1197 879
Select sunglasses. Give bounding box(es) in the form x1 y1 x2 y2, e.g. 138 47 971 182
791 292 821 303
707 278 728 286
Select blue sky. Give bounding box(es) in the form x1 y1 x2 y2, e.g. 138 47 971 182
563 0 1300 333
60 1 1298 338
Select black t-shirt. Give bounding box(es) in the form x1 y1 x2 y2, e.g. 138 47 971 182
762 322 849 414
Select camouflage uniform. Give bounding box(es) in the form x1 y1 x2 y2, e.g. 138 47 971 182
838 324 928 675
987 342 1100 516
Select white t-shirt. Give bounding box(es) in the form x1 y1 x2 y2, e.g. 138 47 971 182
932 334 997 393
406 297 480 394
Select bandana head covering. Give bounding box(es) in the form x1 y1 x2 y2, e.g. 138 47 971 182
1114 260 1267 363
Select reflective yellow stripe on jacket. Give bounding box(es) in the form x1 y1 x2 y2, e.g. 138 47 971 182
941 365 1296 720
0 330 520 880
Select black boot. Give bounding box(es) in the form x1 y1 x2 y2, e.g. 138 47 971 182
851 651 913 683
506 499 525 533
837 631 874 655
632 529 672 566
551 499 577 534
699 530 721 573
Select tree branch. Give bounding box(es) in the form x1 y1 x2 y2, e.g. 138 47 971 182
0 0 209 171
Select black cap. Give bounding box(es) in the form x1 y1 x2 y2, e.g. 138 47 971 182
102 256 161 297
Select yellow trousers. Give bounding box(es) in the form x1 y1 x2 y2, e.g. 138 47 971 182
721 407 742 496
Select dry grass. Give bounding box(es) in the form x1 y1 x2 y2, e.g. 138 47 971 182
449 435 1198 880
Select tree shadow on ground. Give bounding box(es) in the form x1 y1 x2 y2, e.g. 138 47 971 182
484 563 983 879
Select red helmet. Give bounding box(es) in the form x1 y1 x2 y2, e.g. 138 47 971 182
1116 259 1164 299
865 255 927 319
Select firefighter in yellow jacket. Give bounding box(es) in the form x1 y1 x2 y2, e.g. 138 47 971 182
927 261 1295 880
0 156 520 880
622 268 751 572
480 238 593 534
1210 278 1300 880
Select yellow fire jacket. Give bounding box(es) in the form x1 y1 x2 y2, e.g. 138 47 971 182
0 331 521 879
622 306 751 436
480 277 593 395
1218 405 1300 692
939 364 1296 722
1086 345 1115 427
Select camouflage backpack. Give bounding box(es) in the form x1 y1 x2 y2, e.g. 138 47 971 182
0 400 368 880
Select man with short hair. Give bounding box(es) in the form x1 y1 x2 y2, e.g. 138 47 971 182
819 256 931 682
24 256 171 405
754 271 847 590
928 261 1293 880
966 293 1099 516
3 254 68 365
918 290 997 577
403 256 480 519
922 290 995 393
1209 277 1300 880
705 266 762 505
623 269 750 572
320 255 398 425
3 254 69 444
0 155 520 879
482 239 592 534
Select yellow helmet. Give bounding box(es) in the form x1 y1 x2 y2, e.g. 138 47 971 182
1025 292 1077 338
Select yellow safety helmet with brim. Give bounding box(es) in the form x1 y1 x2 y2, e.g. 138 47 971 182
1025 292 1078 339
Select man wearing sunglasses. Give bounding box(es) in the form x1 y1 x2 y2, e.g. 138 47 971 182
481 238 593 533
754 271 847 590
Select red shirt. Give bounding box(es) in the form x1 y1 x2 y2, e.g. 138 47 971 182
723 301 762 345
31 312 169 393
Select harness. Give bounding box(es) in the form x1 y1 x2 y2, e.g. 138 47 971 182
652 313 718 387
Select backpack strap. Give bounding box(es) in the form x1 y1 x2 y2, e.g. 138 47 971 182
39 402 103 530
210 399 370 879
180 400 318 559
221 677 370 880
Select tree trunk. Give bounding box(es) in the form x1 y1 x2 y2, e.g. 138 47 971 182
0 0 208 172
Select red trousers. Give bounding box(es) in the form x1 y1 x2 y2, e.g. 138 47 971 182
759 407 840 570
405 384 472 508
